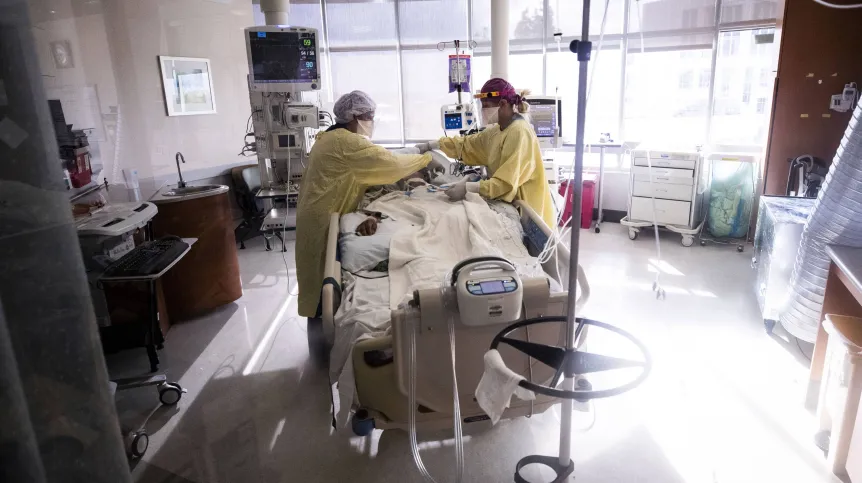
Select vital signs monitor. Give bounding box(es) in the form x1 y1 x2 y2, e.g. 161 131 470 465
245 26 321 93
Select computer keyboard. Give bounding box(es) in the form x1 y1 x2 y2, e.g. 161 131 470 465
103 237 190 278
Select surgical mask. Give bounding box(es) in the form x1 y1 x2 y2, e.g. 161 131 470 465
357 120 374 138
481 107 499 126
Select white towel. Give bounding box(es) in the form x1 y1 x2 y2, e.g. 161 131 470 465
475 349 535 425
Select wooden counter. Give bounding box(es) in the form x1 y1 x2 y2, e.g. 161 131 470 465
152 189 241 320
808 245 862 479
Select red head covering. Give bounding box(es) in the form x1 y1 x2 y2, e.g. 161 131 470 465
480 77 523 105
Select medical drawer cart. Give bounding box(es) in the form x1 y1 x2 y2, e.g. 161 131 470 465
621 149 704 246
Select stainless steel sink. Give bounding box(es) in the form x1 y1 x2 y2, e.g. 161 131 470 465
162 185 223 197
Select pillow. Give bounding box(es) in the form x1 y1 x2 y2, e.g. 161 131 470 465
339 212 371 234
339 233 392 273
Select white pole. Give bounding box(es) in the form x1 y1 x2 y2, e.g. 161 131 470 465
261 0 290 26
490 0 509 80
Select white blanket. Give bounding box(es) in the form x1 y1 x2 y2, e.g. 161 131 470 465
365 190 546 310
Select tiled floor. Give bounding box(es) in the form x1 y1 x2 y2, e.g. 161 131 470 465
108 224 839 483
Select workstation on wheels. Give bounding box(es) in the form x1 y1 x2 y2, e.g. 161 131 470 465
9 0 862 481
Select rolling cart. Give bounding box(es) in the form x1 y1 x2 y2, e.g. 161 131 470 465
620 149 705 246
100 237 195 459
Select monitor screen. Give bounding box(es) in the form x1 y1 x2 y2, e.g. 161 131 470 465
444 112 463 130
525 98 561 138
248 31 318 84
479 280 505 294
276 133 296 148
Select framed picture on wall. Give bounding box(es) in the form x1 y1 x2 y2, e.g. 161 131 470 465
158 56 217 116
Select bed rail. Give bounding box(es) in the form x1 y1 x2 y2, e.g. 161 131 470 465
321 213 341 344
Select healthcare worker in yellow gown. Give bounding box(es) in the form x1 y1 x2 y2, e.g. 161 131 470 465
416 77 555 228
296 90 449 318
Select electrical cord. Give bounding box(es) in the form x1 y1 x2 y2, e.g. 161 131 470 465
810 0 862 7
347 270 388 280
634 0 666 300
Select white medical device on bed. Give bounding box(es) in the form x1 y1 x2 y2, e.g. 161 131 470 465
453 258 523 326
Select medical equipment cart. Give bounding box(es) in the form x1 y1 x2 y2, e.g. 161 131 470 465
100 237 195 459
621 149 705 246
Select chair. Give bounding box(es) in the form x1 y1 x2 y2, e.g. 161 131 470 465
231 164 265 249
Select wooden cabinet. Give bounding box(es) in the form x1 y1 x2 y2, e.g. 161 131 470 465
152 190 241 321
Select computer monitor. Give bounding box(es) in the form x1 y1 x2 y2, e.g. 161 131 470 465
245 26 321 93
525 96 562 149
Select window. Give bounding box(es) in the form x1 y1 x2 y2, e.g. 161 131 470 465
628 0 716 32
547 48 622 142
556 0 626 36
721 4 743 24
759 68 772 87
720 31 740 56
711 29 778 145
319 0 779 153
624 46 712 145
330 51 401 142
699 69 711 88
754 1 778 20
473 53 543 95
679 71 693 89
397 0 468 45
402 50 464 141
326 0 397 48
472 0 544 42
682 9 699 28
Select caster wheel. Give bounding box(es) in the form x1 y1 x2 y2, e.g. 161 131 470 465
351 409 375 436
764 319 776 335
681 236 694 247
628 229 639 241
700 240 707 247
307 318 328 367
594 226 601 234
158 382 185 406
573 377 593 402
737 245 744 253
126 430 149 458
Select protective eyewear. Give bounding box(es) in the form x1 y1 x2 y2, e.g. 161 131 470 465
473 91 501 99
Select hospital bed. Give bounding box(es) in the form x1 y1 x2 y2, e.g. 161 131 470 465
317 195 587 433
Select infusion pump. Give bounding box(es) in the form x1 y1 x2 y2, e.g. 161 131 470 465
441 103 476 133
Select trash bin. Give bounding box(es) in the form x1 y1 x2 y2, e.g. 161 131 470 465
816 314 862 475
558 173 597 229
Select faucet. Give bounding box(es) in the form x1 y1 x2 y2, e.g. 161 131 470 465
175 152 186 188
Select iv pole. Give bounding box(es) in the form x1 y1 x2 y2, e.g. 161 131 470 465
559 0 593 475
491 4 649 480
